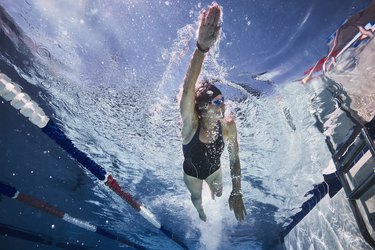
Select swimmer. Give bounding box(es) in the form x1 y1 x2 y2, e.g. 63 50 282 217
179 3 246 222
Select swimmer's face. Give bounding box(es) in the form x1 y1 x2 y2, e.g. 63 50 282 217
200 95 225 120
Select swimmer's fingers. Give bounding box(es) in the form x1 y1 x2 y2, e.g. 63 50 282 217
234 200 246 222
205 6 214 26
206 3 220 26
199 10 207 27
212 3 221 27
236 200 247 222
197 3 221 50
229 193 247 222
228 193 235 210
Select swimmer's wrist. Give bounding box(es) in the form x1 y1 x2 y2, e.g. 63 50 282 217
231 175 241 181
231 190 242 196
196 42 209 53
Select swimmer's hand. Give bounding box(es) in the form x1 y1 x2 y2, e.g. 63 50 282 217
197 3 221 52
229 191 247 222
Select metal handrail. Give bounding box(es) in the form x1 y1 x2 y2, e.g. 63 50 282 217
333 127 375 248
348 173 375 200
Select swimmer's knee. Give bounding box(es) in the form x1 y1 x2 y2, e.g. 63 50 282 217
191 195 203 209
191 194 202 202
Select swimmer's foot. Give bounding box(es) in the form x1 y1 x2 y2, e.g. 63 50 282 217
199 212 207 222
198 209 207 222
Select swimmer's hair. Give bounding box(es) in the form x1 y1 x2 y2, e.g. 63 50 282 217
195 79 222 114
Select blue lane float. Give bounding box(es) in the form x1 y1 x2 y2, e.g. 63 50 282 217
274 171 342 246
0 73 188 250
42 120 107 181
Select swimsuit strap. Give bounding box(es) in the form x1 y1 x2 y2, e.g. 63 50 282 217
218 121 222 138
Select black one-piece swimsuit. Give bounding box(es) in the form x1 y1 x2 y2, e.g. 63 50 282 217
183 122 224 180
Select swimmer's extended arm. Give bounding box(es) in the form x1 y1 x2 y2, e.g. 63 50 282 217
180 4 221 141
226 120 247 222
179 48 205 127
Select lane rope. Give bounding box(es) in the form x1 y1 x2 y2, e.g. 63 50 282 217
0 73 188 250
0 222 91 250
0 181 144 249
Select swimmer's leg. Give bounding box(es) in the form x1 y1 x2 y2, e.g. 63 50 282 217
184 173 207 221
205 168 223 200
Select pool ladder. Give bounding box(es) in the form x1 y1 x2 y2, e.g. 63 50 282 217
333 127 375 248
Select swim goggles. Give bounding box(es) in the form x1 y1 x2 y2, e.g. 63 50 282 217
209 97 224 107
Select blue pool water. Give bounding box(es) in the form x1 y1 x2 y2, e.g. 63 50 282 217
0 1 374 249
